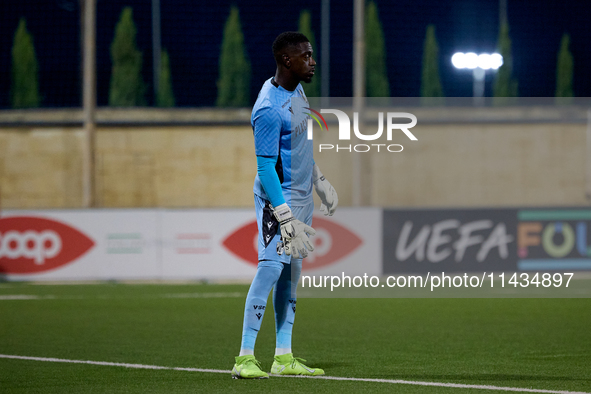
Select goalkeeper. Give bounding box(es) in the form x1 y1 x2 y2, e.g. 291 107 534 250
232 32 338 379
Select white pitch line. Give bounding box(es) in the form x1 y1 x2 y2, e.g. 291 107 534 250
0 354 588 394
0 354 227 374
283 375 591 393
0 292 243 301
0 295 43 300
161 292 243 299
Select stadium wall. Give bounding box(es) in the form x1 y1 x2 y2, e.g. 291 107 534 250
0 108 588 209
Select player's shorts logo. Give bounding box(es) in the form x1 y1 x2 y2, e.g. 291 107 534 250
261 205 279 248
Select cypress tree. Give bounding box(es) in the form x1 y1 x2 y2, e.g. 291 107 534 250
298 10 320 97
420 24 444 105
216 6 251 107
365 1 390 97
109 7 146 106
11 18 41 108
156 49 175 107
493 21 518 105
555 33 574 105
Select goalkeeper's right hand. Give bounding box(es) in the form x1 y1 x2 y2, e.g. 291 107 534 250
272 203 316 259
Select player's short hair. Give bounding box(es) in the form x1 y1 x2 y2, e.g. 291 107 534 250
272 32 310 62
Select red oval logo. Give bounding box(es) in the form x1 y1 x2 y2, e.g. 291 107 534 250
0 216 95 274
222 217 362 271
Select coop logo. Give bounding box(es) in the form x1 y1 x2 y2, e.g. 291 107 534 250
0 216 95 274
305 107 418 153
517 209 591 270
222 216 362 271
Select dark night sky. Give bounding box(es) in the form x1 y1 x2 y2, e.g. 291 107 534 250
1 0 590 107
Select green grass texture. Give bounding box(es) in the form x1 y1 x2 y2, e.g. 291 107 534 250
1 282 590 393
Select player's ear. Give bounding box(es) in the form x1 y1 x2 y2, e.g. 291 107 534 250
282 54 291 68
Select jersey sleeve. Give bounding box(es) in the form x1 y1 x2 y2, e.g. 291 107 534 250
256 155 285 207
253 106 282 156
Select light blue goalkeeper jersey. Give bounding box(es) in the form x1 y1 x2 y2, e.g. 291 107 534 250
252 78 314 207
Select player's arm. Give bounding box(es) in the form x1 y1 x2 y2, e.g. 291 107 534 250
312 161 338 216
256 155 284 207
254 107 315 258
253 106 286 209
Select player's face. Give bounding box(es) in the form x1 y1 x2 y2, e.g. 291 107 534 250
289 42 316 83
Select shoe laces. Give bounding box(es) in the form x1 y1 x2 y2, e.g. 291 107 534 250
245 357 263 370
290 357 307 369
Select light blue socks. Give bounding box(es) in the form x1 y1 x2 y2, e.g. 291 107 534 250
240 260 283 355
239 260 302 356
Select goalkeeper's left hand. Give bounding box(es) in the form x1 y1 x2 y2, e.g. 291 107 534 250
272 203 316 259
313 163 338 216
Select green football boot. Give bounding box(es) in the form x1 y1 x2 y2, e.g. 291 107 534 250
231 355 269 379
270 353 325 376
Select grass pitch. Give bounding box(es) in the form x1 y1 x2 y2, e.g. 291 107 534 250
0 282 590 393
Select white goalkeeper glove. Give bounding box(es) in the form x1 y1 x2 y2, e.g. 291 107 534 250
313 164 338 216
272 203 316 259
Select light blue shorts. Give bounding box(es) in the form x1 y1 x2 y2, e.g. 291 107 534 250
254 194 313 264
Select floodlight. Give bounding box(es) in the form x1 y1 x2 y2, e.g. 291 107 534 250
464 52 478 69
478 54 492 70
490 53 503 69
451 52 466 69
451 51 504 105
